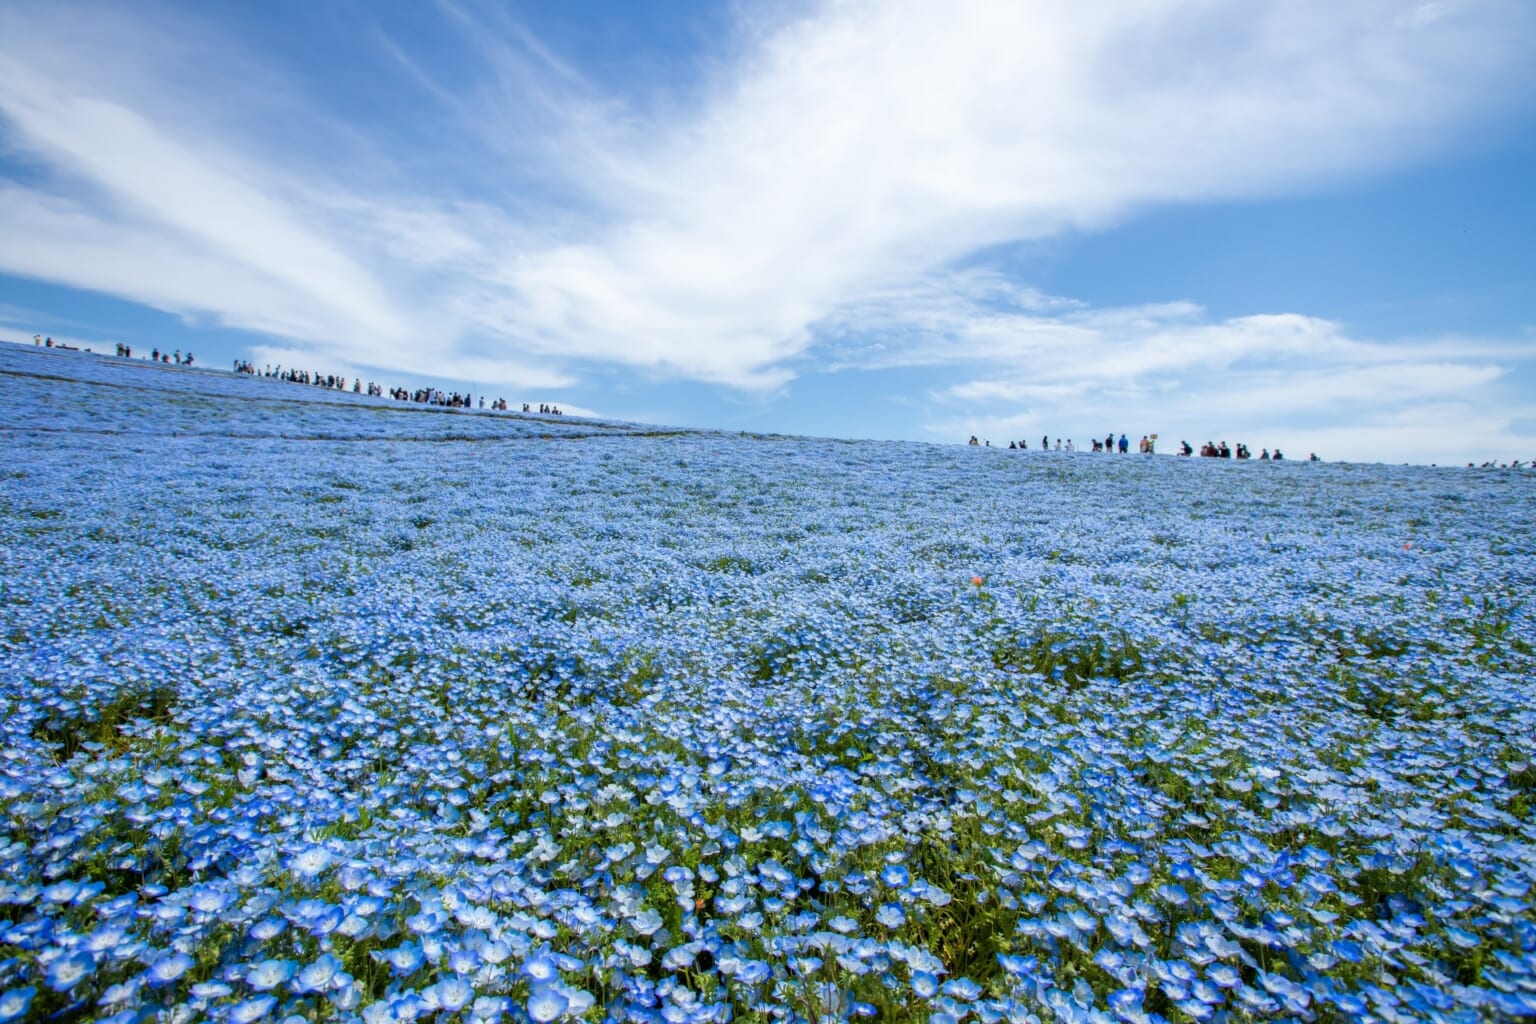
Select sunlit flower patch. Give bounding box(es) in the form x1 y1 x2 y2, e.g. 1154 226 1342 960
2 343 1534 1022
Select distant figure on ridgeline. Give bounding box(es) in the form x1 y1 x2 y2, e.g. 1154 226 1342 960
1105 432 1114 452
1273 449 1284 461
1179 440 1193 456
1118 433 1129 453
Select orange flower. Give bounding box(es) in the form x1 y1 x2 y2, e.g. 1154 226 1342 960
971 576 984 586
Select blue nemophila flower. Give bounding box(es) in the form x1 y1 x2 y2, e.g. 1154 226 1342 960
880 864 910 888
229 995 278 1023
42 880 80 903
0 987 36 1022
372 942 425 976
1109 987 1146 1023
248 918 287 942
288 846 331 879
912 971 940 999
527 986 568 1023
407 909 447 935
191 981 233 1000
942 977 981 1001
85 920 130 954
1445 925 1480 950
1332 938 1365 963
246 959 297 991
98 978 142 1008
297 953 343 992
522 954 559 983
431 977 475 1012
46 950 96 992
148 951 195 985
470 995 509 1021
188 887 235 916
455 903 497 930
1206 964 1241 989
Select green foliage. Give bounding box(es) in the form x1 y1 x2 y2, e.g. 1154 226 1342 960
991 626 1148 691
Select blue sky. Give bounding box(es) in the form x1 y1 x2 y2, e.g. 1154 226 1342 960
2 0 1534 464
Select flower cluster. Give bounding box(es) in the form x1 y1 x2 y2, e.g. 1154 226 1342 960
1 343 1534 1023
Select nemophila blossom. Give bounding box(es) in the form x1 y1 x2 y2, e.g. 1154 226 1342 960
428 977 475 1012
527 986 567 1022
297 953 343 992
248 918 287 942
0 988 35 1022
372 942 425 977
147 951 194 985
631 908 665 936
229 995 278 1023
45 950 96 992
246 959 298 991
191 980 233 1000
1205 963 1241 989
288 846 332 879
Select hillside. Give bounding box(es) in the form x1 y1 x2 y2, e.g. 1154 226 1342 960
2 341 1535 1022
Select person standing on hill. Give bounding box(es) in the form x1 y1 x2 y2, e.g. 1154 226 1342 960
1118 434 1129 453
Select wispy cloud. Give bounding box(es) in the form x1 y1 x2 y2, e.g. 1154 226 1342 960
0 0 1532 399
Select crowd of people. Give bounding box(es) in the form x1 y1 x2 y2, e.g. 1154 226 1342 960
1182 441 1305 461
38 334 193 366
967 430 1325 462
232 360 525 410
969 432 1157 453
44 343 575 415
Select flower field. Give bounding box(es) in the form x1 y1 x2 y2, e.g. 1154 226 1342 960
2 342 1534 1024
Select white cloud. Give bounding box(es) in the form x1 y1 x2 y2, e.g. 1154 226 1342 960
916 299 1534 462
0 0 1532 401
